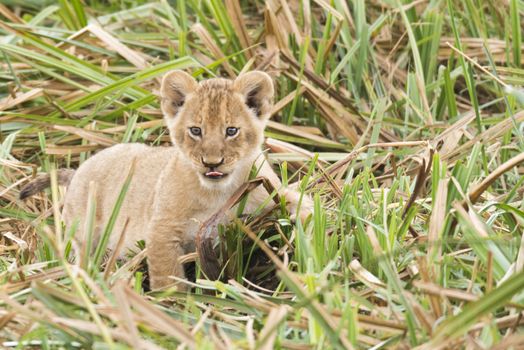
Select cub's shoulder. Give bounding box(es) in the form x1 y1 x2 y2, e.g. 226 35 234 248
76 143 175 175
98 142 152 156
91 143 174 160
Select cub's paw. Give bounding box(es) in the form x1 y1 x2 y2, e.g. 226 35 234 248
281 185 314 224
150 275 188 292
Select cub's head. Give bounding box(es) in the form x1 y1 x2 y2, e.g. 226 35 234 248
160 70 274 188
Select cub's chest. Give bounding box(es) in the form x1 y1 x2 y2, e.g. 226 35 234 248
181 192 232 249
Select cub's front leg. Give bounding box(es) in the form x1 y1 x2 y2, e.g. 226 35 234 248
146 218 188 291
280 182 314 223
252 156 314 222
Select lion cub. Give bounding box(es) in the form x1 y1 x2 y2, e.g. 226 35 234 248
23 71 311 290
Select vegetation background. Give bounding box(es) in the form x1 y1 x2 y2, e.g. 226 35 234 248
1 0 524 348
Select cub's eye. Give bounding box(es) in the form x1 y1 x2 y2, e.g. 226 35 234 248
226 127 239 137
189 127 202 136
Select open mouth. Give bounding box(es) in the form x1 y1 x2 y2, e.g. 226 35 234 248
204 170 227 180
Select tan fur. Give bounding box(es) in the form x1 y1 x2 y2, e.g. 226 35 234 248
59 70 312 290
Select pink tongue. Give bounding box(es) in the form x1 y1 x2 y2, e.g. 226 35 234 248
206 171 223 177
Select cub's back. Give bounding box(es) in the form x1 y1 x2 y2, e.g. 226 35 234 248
63 143 175 252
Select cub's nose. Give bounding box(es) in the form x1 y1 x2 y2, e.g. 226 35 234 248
201 157 224 168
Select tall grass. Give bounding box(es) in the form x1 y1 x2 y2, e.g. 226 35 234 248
1 0 524 349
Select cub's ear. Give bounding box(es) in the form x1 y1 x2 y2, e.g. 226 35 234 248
160 70 198 118
233 71 274 121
